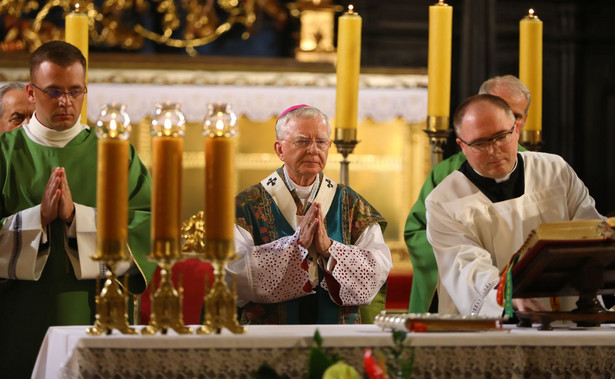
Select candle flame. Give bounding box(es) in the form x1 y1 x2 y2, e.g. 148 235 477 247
348 4 354 14
75 2 80 12
109 119 118 138
529 8 535 17
215 119 225 131
163 118 172 130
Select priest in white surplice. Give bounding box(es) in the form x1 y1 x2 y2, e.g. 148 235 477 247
227 105 392 324
426 94 603 316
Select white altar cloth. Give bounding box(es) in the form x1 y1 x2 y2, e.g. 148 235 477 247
86 84 427 124
32 324 615 378
0 81 427 124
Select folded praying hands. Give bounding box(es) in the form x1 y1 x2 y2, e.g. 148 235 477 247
40 167 75 228
298 202 332 258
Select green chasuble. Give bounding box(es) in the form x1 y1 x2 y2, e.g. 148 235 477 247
404 145 527 313
0 128 157 378
236 168 387 324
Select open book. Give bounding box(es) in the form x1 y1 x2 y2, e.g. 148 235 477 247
497 218 615 316
510 218 614 276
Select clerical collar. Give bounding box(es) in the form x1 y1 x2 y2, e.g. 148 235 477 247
459 153 525 203
282 165 320 206
468 155 518 181
23 111 89 147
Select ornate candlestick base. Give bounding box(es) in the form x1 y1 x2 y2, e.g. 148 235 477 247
333 128 359 186
86 264 137 336
520 129 543 152
197 240 245 335
425 115 451 166
142 262 193 335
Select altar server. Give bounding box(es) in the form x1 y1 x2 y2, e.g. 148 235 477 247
426 94 602 316
0 41 156 378
227 105 392 324
404 75 530 313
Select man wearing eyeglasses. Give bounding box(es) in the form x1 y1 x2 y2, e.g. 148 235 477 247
227 105 392 324
0 41 156 378
405 75 531 314
0 82 33 133
425 94 602 316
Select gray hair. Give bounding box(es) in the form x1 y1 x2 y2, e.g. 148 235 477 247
478 75 531 116
453 94 515 136
275 106 331 140
0 83 26 118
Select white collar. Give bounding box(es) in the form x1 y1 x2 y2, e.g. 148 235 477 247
23 111 89 147
472 158 518 183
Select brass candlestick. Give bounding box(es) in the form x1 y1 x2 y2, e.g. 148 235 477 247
143 102 192 335
425 115 451 166
333 128 359 185
198 103 245 335
87 104 136 336
197 240 245 334
520 129 544 152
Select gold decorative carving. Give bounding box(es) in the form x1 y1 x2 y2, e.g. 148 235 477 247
0 0 279 55
181 210 206 254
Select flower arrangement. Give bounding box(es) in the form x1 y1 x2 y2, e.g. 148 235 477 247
252 329 413 379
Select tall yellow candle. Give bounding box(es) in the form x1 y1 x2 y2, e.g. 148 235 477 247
151 136 183 259
519 9 543 132
96 139 129 261
335 5 362 130
65 3 89 122
205 137 235 241
427 1 453 125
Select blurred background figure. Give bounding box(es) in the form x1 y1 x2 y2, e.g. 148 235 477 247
0 82 33 133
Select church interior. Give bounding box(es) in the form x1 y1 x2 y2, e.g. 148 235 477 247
2 0 615 377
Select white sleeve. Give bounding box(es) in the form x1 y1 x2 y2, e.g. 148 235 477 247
427 199 502 316
0 205 48 280
320 223 392 306
563 162 605 220
227 224 312 307
64 203 130 279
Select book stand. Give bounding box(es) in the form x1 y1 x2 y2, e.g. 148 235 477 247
512 242 615 330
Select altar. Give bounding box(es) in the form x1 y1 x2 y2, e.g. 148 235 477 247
32 324 615 378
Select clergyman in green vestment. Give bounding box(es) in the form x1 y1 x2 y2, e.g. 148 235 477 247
0 41 157 378
227 105 392 325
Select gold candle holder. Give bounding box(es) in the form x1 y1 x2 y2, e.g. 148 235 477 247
88 103 136 336
198 103 245 335
143 102 192 335
333 128 359 186
424 115 451 167
520 129 544 152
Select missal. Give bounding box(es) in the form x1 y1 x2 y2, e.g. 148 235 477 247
509 218 614 277
497 218 615 315
374 312 503 332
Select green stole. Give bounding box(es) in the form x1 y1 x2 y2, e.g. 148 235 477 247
236 167 387 324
